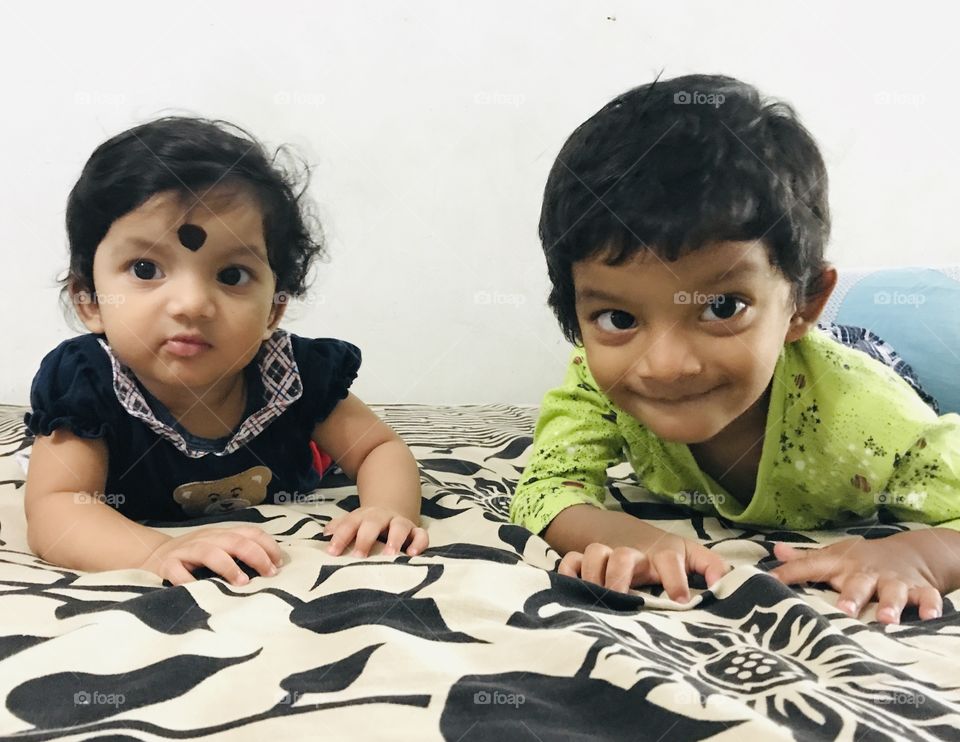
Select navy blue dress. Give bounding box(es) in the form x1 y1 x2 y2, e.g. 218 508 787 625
25 331 360 522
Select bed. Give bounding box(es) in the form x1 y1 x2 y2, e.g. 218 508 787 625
1 400 958 741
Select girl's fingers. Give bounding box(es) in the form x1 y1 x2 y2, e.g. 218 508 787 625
223 538 278 578
327 517 361 555
913 586 943 621
875 578 909 625
651 550 690 603
835 572 877 618
163 561 197 586
351 517 388 557
405 527 428 556
191 546 250 586
384 519 411 555
323 516 343 536
558 552 584 578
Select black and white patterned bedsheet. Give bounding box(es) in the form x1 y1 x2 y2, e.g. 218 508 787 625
1 403 958 740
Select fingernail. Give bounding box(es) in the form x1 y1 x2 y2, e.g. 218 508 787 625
268 565 278 576
930 610 942 619
837 600 856 615
237 574 249 585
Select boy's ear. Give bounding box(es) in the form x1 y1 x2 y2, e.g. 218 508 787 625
785 266 838 343
72 285 105 334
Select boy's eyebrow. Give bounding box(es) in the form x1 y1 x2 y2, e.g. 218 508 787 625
575 287 627 303
701 262 762 284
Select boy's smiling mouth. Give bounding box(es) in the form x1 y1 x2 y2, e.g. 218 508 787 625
631 384 724 405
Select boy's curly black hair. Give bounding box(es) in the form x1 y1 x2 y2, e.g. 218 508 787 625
64 116 324 303
540 74 831 344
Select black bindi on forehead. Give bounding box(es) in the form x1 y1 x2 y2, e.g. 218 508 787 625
177 224 207 251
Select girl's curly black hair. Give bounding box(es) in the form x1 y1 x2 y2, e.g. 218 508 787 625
64 116 325 304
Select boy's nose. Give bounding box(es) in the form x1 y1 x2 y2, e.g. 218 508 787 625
167 276 216 320
630 329 703 385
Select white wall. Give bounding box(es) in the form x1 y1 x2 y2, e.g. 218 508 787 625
2 1 957 405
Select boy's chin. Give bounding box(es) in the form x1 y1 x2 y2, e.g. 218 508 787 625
637 416 729 446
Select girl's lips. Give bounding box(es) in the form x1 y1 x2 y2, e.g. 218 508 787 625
164 338 212 358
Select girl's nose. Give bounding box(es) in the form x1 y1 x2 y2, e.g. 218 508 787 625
167 275 216 320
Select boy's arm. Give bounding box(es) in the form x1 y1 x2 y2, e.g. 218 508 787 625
878 413 960 530
510 352 629 539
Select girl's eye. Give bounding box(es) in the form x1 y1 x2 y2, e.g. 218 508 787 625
700 295 747 321
595 310 637 333
218 266 252 286
130 260 162 280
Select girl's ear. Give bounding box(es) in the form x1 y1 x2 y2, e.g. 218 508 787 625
264 293 287 339
71 284 105 334
785 266 838 343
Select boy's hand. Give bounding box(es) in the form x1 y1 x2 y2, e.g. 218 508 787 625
558 535 730 602
325 506 428 557
771 528 960 624
141 526 283 587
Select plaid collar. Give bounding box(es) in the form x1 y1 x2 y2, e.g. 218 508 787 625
98 330 303 458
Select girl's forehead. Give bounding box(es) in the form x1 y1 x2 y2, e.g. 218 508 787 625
107 188 266 247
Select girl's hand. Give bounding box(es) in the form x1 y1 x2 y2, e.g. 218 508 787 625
558 536 730 602
141 526 283 586
324 506 428 557
770 528 960 624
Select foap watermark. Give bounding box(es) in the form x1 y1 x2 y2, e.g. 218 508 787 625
473 689 525 708
673 90 725 108
74 91 127 107
75 291 126 306
473 290 527 307
274 91 326 108
874 491 928 510
875 690 926 706
273 491 332 506
74 690 125 708
274 291 326 308
873 291 926 308
74 491 126 507
674 291 724 305
676 490 723 507
474 91 526 107
874 91 925 107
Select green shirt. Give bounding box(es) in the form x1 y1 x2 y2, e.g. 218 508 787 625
510 329 960 534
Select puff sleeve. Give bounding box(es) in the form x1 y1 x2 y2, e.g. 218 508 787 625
290 336 362 425
24 335 116 440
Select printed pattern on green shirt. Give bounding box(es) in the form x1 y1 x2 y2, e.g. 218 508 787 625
510 329 960 535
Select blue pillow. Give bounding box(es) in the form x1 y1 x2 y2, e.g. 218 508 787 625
820 267 960 414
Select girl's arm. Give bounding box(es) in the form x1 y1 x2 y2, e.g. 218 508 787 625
312 393 426 556
25 429 281 585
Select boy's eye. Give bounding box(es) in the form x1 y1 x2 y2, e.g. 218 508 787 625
130 260 163 280
218 266 252 286
700 295 747 321
595 310 637 333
